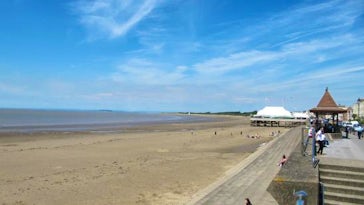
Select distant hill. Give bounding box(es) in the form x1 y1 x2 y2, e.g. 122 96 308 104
179 111 257 116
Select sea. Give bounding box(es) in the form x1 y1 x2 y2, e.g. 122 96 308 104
0 109 213 133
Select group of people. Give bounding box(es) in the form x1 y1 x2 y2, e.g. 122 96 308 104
344 125 363 139
308 125 329 155
315 127 327 155
269 130 281 137
246 134 261 139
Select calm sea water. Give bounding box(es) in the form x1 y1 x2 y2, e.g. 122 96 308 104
0 109 212 133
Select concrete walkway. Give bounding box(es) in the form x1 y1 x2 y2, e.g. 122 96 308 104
323 132 364 161
187 127 302 205
186 129 364 205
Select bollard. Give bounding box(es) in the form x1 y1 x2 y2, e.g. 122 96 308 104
294 190 307 205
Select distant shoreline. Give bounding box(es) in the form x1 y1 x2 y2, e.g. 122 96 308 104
0 109 225 134
0 114 242 141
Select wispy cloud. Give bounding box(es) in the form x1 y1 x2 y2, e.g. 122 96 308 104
111 58 187 85
191 34 353 77
193 50 278 74
0 82 25 95
308 65 364 81
267 0 362 37
249 63 364 93
72 0 160 39
58 0 364 111
207 0 363 52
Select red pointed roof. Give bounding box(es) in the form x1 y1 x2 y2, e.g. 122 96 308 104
316 87 338 107
310 88 346 113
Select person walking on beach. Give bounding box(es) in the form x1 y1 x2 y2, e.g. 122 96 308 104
316 127 325 155
245 198 252 205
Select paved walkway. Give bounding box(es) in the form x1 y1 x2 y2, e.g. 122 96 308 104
186 129 364 205
187 127 302 205
323 132 364 161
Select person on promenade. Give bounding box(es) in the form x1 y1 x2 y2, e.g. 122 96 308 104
358 129 362 139
278 154 288 167
323 133 329 147
245 198 252 205
305 125 315 147
316 127 325 155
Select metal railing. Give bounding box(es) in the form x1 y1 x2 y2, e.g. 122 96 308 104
301 126 320 168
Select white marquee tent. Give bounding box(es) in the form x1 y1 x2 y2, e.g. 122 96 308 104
292 112 309 119
255 106 293 118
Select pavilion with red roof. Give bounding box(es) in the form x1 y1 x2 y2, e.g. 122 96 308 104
309 87 346 132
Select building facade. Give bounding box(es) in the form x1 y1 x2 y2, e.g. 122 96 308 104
352 98 364 119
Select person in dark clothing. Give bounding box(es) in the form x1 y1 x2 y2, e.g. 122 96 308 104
245 198 252 205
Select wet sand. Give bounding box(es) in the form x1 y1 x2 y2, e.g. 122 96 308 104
0 115 287 205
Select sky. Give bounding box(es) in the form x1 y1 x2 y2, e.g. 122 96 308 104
0 0 363 112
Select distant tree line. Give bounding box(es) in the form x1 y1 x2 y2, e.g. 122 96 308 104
179 111 257 116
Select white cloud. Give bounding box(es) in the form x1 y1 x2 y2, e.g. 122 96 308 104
0 82 25 95
199 0 362 60
308 65 364 80
193 50 278 74
73 0 159 39
68 0 364 111
45 80 75 93
111 58 187 85
81 92 114 101
191 34 353 77
276 0 361 29
249 64 364 94
282 35 353 54
231 97 260 104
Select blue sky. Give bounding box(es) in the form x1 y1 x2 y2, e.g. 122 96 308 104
0 0 363 112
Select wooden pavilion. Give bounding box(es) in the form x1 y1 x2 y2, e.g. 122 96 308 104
309 88 346 132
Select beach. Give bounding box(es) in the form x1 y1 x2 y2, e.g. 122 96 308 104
0 115 287 205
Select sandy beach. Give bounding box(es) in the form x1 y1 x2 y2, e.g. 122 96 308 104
0 115 287 205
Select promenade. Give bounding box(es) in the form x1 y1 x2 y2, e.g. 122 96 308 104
187 128 364 205
323 132 364 160
187 127 302 205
